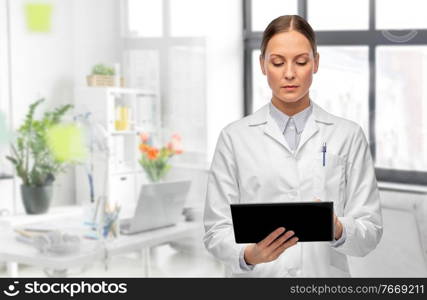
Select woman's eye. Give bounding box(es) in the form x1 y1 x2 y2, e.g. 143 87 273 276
272 62 283 67
296 62 307 66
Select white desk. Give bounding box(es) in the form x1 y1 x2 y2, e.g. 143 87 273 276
0 208 201 277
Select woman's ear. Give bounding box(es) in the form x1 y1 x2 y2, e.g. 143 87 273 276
259 54 266 75
314 52 320 74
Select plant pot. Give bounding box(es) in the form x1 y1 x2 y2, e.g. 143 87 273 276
20 185 53 215
86 75 124 87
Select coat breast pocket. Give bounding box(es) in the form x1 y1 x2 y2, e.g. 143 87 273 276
312 152 346 216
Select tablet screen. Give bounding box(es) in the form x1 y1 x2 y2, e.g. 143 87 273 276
230 201 334 243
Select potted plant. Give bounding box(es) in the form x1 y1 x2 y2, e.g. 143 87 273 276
138 133 183 182
86 63 123 87
6 99 74 214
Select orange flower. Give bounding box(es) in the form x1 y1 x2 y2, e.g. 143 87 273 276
147 147 159 160
139 143 150 153
140 132 149 144
167 134 183 155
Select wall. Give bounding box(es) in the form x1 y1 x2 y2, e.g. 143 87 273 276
205 0 244 161
72 0 120 87
0 0 10 118
349 188 427 277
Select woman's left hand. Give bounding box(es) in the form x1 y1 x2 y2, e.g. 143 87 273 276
315 198 343 240
334 214 343 240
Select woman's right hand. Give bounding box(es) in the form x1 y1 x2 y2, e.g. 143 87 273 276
244 227 298 266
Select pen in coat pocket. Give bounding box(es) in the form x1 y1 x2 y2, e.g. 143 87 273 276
322 142 327 167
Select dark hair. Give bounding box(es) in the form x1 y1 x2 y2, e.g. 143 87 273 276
260 15 317 58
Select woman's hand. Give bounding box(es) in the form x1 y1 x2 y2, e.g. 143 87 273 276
314 198 343 240
334 214 343 240
244 227 298 266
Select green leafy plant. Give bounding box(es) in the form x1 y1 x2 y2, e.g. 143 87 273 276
91 64 115 76
6 99 73 187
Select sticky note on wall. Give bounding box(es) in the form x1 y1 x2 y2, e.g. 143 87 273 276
25 3 53 33
46 124 88 163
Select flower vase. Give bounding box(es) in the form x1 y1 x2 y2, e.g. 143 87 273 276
142 165 171 183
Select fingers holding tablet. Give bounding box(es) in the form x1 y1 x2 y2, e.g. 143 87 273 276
244 227 298 265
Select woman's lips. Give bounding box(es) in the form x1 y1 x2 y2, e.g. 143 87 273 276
282 85 299 91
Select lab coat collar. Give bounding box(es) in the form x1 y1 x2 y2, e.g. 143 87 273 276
247 101 334 126
248 101 334 154
269 102 313 134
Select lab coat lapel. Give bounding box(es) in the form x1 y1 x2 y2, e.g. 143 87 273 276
295 102 334 154
296 113 319 154
264 111 294 154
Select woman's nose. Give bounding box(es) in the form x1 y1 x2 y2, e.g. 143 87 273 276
283 65 296 80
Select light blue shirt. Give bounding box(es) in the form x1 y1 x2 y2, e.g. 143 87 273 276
239 100 347 271
269 101 312 151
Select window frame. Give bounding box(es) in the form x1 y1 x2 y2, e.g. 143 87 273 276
243 0 427 185
121 0 205 92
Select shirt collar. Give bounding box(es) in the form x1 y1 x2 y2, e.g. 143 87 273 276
269 100 313 134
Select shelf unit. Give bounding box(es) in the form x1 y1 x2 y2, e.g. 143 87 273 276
74 87 160 218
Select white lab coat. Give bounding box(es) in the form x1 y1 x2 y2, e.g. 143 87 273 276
203 102 383 277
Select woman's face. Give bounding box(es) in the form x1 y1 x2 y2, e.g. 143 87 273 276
260 30 319 105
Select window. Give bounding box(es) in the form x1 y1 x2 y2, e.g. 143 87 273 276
122 0 206 165
251 0 298 31
170 0 206 37
308 0 369 30
311 46 369 137
376 46 427 171
127 0 162 37
244 0 427 185
251 49 269 112
376 0 427 30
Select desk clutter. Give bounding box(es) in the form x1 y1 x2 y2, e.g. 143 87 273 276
83 198 121 240
11 200 121 257
15 228 81 255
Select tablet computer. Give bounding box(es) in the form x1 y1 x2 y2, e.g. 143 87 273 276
230 201 334 243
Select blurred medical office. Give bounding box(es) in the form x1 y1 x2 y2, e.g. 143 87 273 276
0 0 426 277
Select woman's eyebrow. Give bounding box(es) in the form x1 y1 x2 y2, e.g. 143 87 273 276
270 53 310 59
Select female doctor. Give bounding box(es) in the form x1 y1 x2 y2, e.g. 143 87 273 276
203 15 383 277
